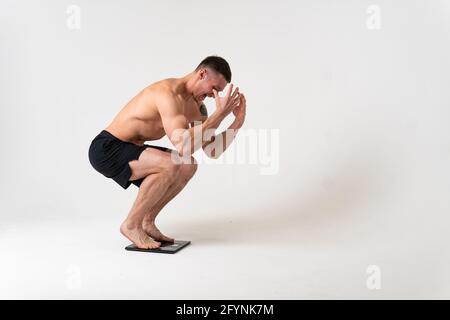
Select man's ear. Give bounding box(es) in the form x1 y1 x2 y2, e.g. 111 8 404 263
198 68 207 80
201 68 211 81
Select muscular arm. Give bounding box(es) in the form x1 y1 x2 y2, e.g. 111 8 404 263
198 95 245 159
158 94 224 157
201 119 242 159
191 104 240 159
188 103 236 158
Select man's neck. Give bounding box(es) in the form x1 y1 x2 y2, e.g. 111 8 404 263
176 72 199 105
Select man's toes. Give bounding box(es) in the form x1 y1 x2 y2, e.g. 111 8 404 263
136 242 148 249
155 232 174 242
147 241 161 249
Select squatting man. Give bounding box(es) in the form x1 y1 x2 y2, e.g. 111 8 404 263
88 56 246 249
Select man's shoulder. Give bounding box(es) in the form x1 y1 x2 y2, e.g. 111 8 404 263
143 81 180 107
144 79 175 95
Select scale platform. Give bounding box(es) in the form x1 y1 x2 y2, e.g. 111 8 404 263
125 240 191 254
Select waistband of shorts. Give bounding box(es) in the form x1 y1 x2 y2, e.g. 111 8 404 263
98 130 119 140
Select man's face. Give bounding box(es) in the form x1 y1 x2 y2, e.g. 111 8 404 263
193 68 228 103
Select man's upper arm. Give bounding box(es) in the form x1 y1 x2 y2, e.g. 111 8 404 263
157 94 189 147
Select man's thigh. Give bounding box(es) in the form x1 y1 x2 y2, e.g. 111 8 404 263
128 146 178 182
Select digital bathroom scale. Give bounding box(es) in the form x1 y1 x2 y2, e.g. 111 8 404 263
125 240 191 254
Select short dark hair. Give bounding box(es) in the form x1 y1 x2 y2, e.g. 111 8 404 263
195 55 232 82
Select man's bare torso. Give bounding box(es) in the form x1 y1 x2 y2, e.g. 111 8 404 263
105 78 206 146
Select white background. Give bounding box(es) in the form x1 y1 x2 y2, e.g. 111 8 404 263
0 0 449 299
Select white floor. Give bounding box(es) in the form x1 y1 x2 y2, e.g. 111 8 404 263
1 205 448 299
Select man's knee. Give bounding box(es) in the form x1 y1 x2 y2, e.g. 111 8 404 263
161 161 182 183
161 155 197 184
181 157 198 182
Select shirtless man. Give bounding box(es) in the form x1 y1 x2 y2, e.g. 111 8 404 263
88 56 246 249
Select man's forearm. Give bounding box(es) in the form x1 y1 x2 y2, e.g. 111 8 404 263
178 111 225 157
202 119 242 159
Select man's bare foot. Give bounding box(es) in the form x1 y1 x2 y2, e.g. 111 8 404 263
120 222 161 249
143 222 175 243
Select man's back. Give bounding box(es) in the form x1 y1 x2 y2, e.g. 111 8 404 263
105 78 205 146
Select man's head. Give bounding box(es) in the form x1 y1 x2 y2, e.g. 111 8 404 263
191 56 231 103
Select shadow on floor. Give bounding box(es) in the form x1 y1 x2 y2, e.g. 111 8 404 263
169 142 398 246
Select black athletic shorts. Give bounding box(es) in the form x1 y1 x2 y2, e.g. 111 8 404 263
88 130 170 189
